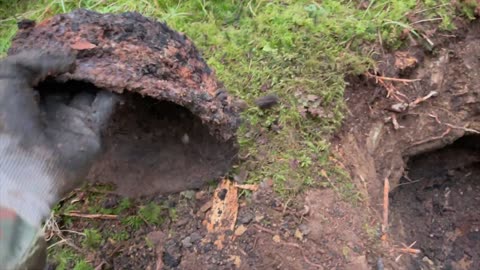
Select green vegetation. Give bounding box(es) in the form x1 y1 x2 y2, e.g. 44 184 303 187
0 1 476 198
50 248 93 270
111 230 130 241
82 229 103 249
121 201 170 228
139 202 164 226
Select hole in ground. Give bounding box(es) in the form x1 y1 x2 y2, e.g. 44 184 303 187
391 135 480 269
35 80 237 197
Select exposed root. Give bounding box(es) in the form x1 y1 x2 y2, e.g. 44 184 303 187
44 212 83 252
410 128 451 146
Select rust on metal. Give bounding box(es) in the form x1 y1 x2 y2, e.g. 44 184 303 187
9 9 240 141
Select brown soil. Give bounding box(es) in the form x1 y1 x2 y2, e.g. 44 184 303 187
391 135 480 269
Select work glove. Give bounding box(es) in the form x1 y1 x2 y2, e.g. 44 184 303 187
0 50 119 269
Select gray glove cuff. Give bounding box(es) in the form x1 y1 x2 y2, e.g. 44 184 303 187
0 135 59 227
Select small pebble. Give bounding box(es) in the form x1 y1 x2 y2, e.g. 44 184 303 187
377 257 384 270
181 236 192 248
190 232 202 242
240 212 254 224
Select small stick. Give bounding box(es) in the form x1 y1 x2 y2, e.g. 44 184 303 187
391 114 404 130
253 224 277 235
367 73 421 83
382 178 389 241
320 169 340 194
409 91 438 107
282 198 292 216
398 247 421 254
63 212 118 220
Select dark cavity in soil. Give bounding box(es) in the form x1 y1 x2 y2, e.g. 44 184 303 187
391 135 480 270
35 80 237 197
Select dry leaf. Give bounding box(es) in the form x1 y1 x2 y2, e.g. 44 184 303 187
70 40 97 50
394 51 417 70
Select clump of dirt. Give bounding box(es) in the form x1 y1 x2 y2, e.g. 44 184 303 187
36 80 237 196
390 135 480 269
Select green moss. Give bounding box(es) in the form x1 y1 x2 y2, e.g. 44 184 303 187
139 202 164 226
50 248 93 270
82 229 103 249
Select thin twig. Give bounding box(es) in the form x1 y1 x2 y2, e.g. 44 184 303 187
409 91 438 107
253 224 277 235
47 239 68 250
368 73 421 82
382 178 389 242
63 212 118 220
320 169 340 195
282 198 292 216
391 114 404 130
398 247 421 254
61 230 86 236
396 180 421 187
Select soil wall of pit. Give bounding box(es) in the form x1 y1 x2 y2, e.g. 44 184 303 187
334 19 480 269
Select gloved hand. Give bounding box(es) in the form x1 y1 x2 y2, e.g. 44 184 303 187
0 50 119 269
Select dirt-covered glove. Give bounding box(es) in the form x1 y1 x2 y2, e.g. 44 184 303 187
0 50 119 269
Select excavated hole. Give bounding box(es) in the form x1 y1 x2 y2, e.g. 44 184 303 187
36 80 237 197
391 135 480 269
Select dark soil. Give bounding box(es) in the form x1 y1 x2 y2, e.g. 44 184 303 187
35 80 237 197
390 135 480 270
